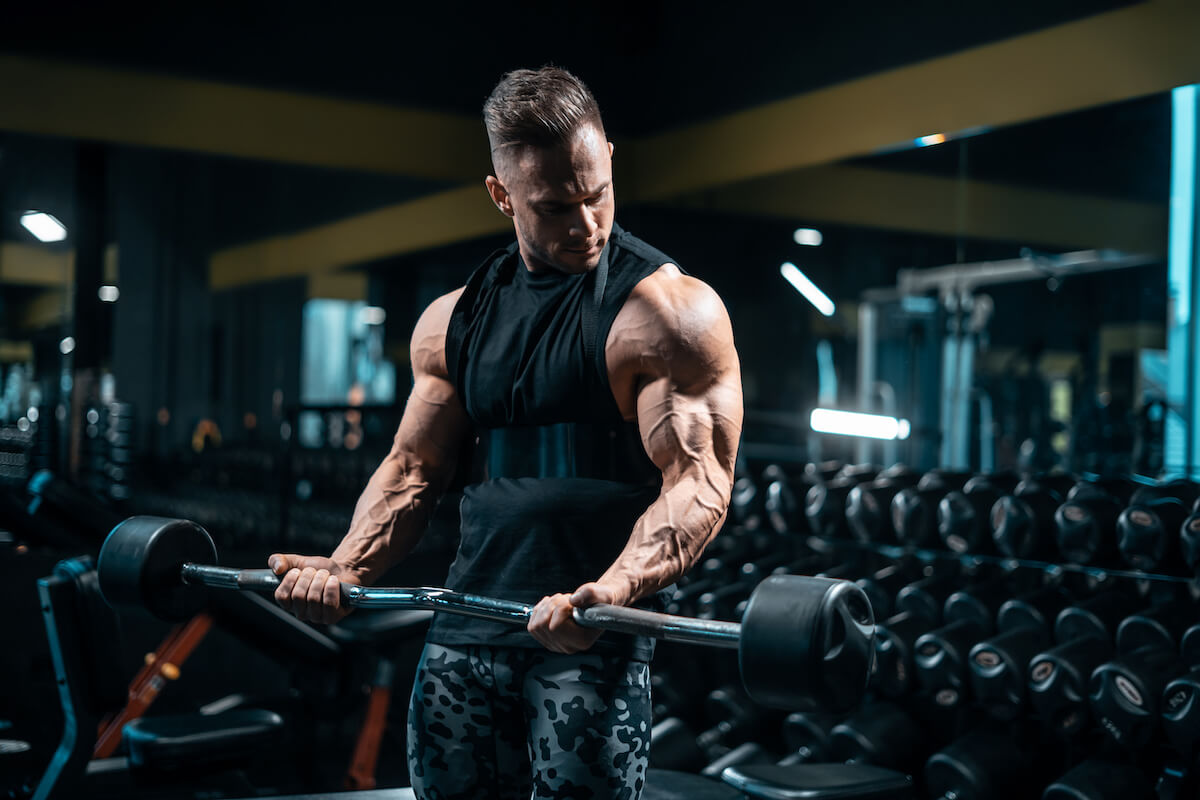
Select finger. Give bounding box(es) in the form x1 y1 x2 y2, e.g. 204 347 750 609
291 567 317 621
319 575 343 625
306 569 331 620
268 554 290 575
570 584 598 607
274 567 301 612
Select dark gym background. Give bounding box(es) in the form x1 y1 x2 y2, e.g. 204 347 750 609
2 1 1198 798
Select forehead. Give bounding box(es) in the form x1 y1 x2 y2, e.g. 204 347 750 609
508 126 610 198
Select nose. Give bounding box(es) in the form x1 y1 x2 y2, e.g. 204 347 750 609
568 204 598 241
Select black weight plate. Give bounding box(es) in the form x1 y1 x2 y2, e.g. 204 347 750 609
740 575 874 712
98 516 216 622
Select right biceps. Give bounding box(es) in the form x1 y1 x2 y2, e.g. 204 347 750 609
387 372 471 489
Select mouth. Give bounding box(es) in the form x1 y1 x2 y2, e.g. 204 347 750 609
564 241 602 256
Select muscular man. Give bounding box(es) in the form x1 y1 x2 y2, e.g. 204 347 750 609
269 66 742 799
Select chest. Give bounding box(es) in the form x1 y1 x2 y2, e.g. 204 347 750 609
459 275 623 427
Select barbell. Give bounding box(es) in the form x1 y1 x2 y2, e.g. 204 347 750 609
96 516 875 712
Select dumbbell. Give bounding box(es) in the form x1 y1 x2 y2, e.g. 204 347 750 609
805 465 879 538
729 476 764 527
856 560 921 622
1028 634 1114 738
894 570 962 628
871 611 927 699
98 517 877 714
991 474 1077 561
997 584 1075 635
1116 602 1195 657
1117 495 1193 574
1090 644 1189 749
1180 508 1200 580
696 685 780 761
924 728 1039 800
1162 666 1200 756
1054 587 1145 645
777 711 843 765
913 617 989 693
827 701 928 773
1054 478 1136 566
968 624 1052 720
844 466 921 544
942 577 1019 638
891 470 972 549
1042 760 1154 800
762 478 800 536
938 472 1020 555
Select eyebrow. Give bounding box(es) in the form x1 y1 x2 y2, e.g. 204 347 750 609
534 182 610 209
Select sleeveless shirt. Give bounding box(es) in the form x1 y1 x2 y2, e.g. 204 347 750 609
429 223 676 658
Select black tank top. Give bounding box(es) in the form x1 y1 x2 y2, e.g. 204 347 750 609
429 223 676 658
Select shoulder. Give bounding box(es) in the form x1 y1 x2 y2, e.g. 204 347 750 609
411 288 465 380
611 265 735 384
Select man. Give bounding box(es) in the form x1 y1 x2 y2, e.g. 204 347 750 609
269 66 742 799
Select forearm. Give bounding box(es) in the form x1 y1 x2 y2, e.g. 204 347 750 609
330 452 442 585
595 469 730 606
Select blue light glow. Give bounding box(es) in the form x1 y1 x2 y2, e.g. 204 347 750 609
1170 85 1197 326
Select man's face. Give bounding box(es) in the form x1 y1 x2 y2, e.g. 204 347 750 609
486 123 615 275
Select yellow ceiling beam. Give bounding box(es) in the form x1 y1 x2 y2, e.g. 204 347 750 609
668 165 1166 253
307 271 368 301
0 243 119 286
628 0 1200 201
0 54 489 181
0 243 73 286
211 184 509 289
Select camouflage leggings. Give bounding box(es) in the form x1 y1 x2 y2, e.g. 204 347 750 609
406 643 652 800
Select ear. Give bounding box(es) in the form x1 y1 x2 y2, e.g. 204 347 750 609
608 141 615 159
485 176 514 217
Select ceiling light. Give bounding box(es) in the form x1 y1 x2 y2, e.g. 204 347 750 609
59 337 76 355
810 409 911 440
780 262 835 317
793 228 824 247
98 285 120 303
20 211 67 243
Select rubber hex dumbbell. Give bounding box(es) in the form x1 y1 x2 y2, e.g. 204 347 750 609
805 465 879 538
891 470 972 549
1090 644 1189 749
871 611 929 699
914 617 990 693
1028 635 1114 738
991 474 1077 561
1162 666 1200 756
1117 496 1192 574
845 467 921 544
894 570 962 628
924 728 1038 800
856 560 920 622
828 701 928 774
938 472 1020 555
968 624 1052 720
942 577 1017 638
996 584 1074 635
1042 760 1154 800
1054 478 1136 567
1054 588 1145 645
778 711 843 765
1116 602 1195 656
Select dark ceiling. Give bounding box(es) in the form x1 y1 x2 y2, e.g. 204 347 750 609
1 0 1139 136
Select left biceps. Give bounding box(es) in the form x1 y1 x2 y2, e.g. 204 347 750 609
637 372 742 492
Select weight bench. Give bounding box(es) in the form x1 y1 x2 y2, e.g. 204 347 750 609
32 556 285 800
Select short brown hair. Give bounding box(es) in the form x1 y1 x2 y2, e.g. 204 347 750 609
483 66 604 158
